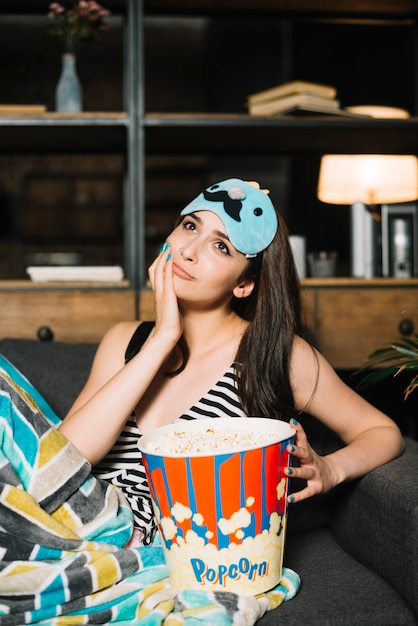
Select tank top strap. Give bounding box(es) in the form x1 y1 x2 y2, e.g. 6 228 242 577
124 321 155 364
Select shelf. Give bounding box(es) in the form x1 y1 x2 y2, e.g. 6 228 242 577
10 112 418 155
301 277 418 287
0 280 131 291
144 0 418 19
0 1 127 15
0 113 129 152
4 0 416 18
145 113 418 155
0 113 128 120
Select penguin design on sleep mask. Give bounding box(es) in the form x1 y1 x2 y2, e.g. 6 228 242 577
180 178 279 257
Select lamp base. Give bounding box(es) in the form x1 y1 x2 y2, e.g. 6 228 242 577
350 201 381 278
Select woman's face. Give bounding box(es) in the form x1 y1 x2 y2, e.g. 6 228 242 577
166 210 255 307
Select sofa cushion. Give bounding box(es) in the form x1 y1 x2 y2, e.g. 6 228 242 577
331 439 418 617
0 338 97 419
259 527 417 625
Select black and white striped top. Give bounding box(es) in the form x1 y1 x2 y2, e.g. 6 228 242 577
92 365 246 544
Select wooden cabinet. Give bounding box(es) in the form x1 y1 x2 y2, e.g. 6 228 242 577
0 282 136 343
2 280 416 359
302 278 418 369
138 278 418 370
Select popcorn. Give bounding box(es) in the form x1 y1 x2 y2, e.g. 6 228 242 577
144 425 280 455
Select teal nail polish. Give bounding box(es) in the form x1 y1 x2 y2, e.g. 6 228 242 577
159 242 170 253
287 467 293 475
291 418 298 426
167 253 172 261
288 496 295 504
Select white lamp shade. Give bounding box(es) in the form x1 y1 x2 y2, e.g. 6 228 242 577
317 154 418 205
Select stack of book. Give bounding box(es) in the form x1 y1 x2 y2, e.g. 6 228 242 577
246 80 368 118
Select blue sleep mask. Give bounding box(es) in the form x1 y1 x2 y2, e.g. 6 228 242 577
180 178 278 256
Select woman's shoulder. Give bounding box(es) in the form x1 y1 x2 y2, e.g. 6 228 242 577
290 335 320 383
290 335 322 412
66 321 147 416
290 334 346 413
101 320 144 346
94 321 146 364
291 334 335 378
291 334 318 363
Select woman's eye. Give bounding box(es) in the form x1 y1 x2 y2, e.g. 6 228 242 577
183 220 196 231
215 241 231 255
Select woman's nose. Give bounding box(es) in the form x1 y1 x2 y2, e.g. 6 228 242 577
179 242 197 261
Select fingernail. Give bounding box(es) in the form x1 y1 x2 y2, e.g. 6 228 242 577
167 253 172 261
289 444 296 453
159 242 169 253
288 496 295 504
291 418 298 426
287 467 293 475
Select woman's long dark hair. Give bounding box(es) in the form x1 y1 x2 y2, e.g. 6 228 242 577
233 212 304 420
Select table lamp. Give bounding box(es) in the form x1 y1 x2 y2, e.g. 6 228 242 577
317 154 418 277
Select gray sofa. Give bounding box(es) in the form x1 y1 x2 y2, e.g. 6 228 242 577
1 337 417 625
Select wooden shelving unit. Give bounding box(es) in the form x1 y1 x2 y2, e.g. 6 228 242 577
0 0 417 351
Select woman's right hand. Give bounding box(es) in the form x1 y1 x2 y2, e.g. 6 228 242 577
60 243 182 463
148 243 183 347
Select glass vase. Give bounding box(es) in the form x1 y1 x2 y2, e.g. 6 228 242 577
55 54 82 113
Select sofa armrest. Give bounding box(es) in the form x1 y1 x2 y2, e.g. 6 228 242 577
0 339 98 419
331 438 418 616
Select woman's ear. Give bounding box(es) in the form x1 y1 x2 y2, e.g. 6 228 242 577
233 279 255 299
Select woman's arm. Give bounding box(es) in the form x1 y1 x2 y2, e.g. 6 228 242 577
59 245 181 465
59 320 178 464
287 336 405 503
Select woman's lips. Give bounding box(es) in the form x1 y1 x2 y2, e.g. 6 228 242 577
172 262 194 280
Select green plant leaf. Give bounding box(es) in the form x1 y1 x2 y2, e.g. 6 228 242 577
355 366 400 389
355 334 418 398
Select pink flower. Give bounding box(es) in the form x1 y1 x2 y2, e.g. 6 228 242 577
49 2 65 13
47 0 111 53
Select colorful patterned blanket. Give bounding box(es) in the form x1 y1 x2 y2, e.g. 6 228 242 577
0 355 299 625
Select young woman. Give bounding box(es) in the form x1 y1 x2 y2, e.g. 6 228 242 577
59 178 404 546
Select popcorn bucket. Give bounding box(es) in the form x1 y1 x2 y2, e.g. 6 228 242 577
138 417 295 596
